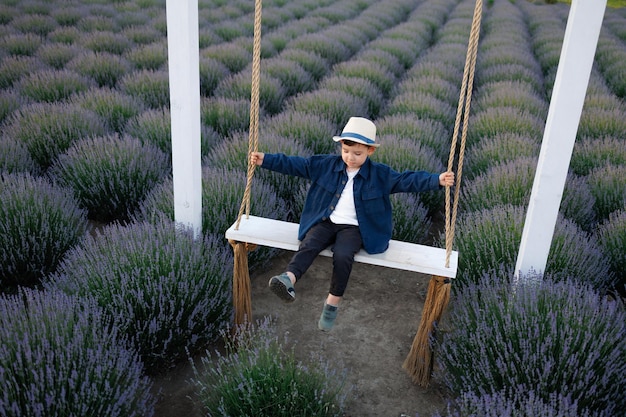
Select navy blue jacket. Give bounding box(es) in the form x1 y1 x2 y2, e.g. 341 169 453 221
261 153 441 254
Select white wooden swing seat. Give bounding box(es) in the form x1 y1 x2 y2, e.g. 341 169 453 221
226 215 458 278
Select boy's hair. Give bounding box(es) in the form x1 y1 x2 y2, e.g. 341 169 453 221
341 139 371 148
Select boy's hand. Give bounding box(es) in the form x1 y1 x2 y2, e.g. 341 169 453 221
439 171 455 187
251 152 264 166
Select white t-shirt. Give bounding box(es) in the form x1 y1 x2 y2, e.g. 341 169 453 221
330 169 359 226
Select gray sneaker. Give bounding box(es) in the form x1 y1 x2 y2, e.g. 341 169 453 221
268 273 295 302
318 302 338 331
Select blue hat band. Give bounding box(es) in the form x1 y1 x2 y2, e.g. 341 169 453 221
341 132 375 144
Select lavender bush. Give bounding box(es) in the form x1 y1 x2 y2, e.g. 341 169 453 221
0 56 43 90
0 135 40 176
390 193 431 244
438 274 626 416
371 134 445 214
436 388 604 417
288 33 351 66
124 41 167 71
475 81 548 119
67 51 132 88
204 132 311 220
280 49 330 81
261 110 337 155
468 107 545 145
193 318 348 417
80 30 132 55
0 33 41 56
215 70 286 116
124 107 220 156
135 166 287 269
450 205 612 290
597 209 626 283
199 57 230 96
332 60 396 98
0 173 87 289
586 164 626 221
201 42 251 73
319 76 383 119
48 26 81 44
464 133 540 180
376 113 450 161
46 221 233 371
12 13 58 36
201 96 251 137
263 57 314 97
285 89 368 130
18 69 93 103
71 87 145 133
48 134 170 223
0 288 155 417
5 101 107 169
577 107 626 139
385 92 455 127
118 69 170 109
36 42 80 69
0 90 25 125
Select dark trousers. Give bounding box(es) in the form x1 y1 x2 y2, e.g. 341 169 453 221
287 219 362 297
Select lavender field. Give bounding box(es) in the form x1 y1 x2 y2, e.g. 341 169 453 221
1 0 625 416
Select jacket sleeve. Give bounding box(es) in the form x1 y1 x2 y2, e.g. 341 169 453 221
261 153 313 179
389 169 441 193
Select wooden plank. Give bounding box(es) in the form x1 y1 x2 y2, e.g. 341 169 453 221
226 216 458 278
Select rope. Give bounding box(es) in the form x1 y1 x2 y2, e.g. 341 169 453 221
444 0 483 267
234 0 263 230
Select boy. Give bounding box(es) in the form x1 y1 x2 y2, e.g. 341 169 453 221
251 117 454 331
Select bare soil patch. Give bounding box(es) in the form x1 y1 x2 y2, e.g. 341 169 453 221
152 251 452 417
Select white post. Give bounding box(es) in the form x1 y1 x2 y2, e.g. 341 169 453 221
166 0 203 237
514 0 607 281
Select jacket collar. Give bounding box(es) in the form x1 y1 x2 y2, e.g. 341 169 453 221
332 155 371 179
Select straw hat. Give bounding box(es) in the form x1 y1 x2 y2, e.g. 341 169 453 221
332 117 379 147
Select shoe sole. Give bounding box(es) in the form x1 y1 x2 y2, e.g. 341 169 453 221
269 277 295 302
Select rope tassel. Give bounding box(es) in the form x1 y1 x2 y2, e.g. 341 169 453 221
229 240 256 325
402 276 451 385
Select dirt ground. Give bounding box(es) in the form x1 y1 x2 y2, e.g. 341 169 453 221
152 250 452 417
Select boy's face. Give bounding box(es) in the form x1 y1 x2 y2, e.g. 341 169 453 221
340 141 376 170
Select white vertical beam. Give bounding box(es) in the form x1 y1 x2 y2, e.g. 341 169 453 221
166 0 202 237
515 0 607 280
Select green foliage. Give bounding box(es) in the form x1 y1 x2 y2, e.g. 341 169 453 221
0 33 41 56
464 133 540 179
215 70 286 116
47 221 233 371
71 87 145 132
67 51 132 88
48 134 170 223
5 101 107 169
0 288 155 417
586 164 626 222
286 89 368 130
201 42 251 73
450 205 612 290
439 274 626 416
201 96 251 137
0 56 42 89
125 41 167 70
193 318 348 417
18 69 94 103
37 42 80 69
119 69 170 109
597 209 626 283
0 174 87 288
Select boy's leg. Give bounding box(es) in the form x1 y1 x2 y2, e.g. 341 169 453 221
319 225 361 331
286 220 336 281
328 224 362 299
269 220 336 302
